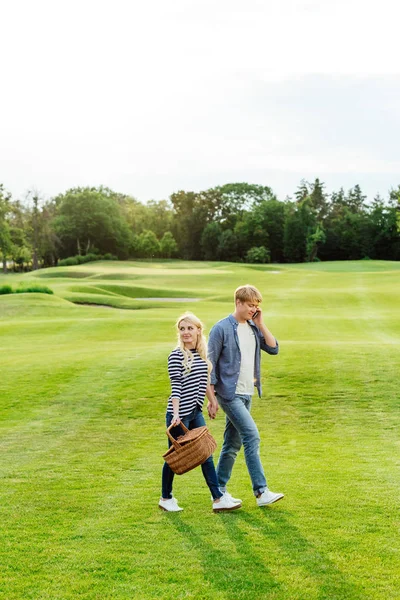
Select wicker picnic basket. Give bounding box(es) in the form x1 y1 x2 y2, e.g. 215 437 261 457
162 422 217 475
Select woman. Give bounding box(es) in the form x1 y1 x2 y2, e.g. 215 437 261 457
159 312 242 513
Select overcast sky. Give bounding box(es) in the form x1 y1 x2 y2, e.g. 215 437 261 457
1 0 399 204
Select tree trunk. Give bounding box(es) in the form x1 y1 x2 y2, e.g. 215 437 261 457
2 257 7 274
32 249 39 271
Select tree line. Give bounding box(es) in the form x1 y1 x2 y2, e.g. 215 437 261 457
1 180 400 272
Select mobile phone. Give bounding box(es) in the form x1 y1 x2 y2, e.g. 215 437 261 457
253 311 259 319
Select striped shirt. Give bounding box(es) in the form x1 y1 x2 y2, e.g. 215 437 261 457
167 348 208 416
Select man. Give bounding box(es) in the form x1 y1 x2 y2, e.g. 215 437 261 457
208 284 284 507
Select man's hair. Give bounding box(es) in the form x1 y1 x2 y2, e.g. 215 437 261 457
234 284 262 304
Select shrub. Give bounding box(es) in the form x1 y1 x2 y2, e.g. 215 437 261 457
15 285 53 295
58 253 118 267
58 257 79 266
245 246 271 264
83 253 99 263
0 285 13 295
103 253 118 260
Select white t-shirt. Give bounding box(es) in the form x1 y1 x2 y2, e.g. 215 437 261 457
235 322 256 395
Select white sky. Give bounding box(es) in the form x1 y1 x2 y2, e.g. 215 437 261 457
1 0 399 203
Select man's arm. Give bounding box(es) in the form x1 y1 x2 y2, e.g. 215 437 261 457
252 310 279 355
208 324 224 385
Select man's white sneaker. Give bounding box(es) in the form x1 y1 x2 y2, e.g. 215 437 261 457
159 497 183 512
213 492 242 512
256 489 284 507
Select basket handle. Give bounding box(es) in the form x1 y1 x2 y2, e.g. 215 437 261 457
166 422 189 449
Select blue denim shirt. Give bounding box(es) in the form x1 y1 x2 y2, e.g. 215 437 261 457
208 314 279 400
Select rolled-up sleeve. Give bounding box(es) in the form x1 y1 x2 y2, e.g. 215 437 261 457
208 325 223 385
260 337 279 355
168 353 183 398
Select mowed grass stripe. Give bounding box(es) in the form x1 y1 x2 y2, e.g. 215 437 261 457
0 260 399 599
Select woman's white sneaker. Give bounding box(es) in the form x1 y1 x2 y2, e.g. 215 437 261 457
256 489 284 507
213 492 242 512
159 497 183 512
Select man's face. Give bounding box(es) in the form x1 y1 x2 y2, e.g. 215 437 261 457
236 300 259 321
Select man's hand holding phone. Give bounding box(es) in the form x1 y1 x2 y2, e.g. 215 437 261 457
252 307 262 324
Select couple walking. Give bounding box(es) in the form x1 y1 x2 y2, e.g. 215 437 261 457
159 284 284 513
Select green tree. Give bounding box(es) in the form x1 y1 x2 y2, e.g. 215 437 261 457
170 191 211 260
245 246 270 264
217 229 239 261
283 199 317 263
12 245 32 271
118 195 150 233
306 225 326 262
235 210 268 255
238 198 284 263
346 184 367 213
53 187 132 258
201 222 222 260
283 203 307 262
309 178 329 220
321 185 370 261
295 179 310 203
146 200 174 238
389 185 400 235
159 231 178 258
137 230 160 258
0 185 13 273
215 183 275 229
367 194 400 260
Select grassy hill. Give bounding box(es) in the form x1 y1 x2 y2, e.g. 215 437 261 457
0 260 399 599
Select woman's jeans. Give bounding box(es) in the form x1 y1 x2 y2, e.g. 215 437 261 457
162 406 223 500
216 394 267 497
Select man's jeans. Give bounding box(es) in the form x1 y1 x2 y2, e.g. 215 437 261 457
162 406 223 501
216 394 267 497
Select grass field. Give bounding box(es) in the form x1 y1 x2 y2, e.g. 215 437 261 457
0 260 399 600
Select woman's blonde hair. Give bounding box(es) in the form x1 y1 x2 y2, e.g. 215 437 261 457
175 312 212 375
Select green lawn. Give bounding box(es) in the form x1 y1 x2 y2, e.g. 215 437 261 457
0 260 399 599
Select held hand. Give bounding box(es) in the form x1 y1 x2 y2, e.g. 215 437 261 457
208 405 216 419
207 399 219 420
171 414 181 426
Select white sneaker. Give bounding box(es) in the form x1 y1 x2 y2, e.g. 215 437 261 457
225 491 242 504
210 491 242 504
256 489 284 507
159 497 183 512
213 492 242 512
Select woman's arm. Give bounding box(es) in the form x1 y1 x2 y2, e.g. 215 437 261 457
206 384 218 419
171 397 181 425
168 351 183 425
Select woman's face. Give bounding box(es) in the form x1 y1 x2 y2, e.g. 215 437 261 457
178 319 199 349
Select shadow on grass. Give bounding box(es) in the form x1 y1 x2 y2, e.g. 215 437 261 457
168 510 281 598
167 508 364 600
